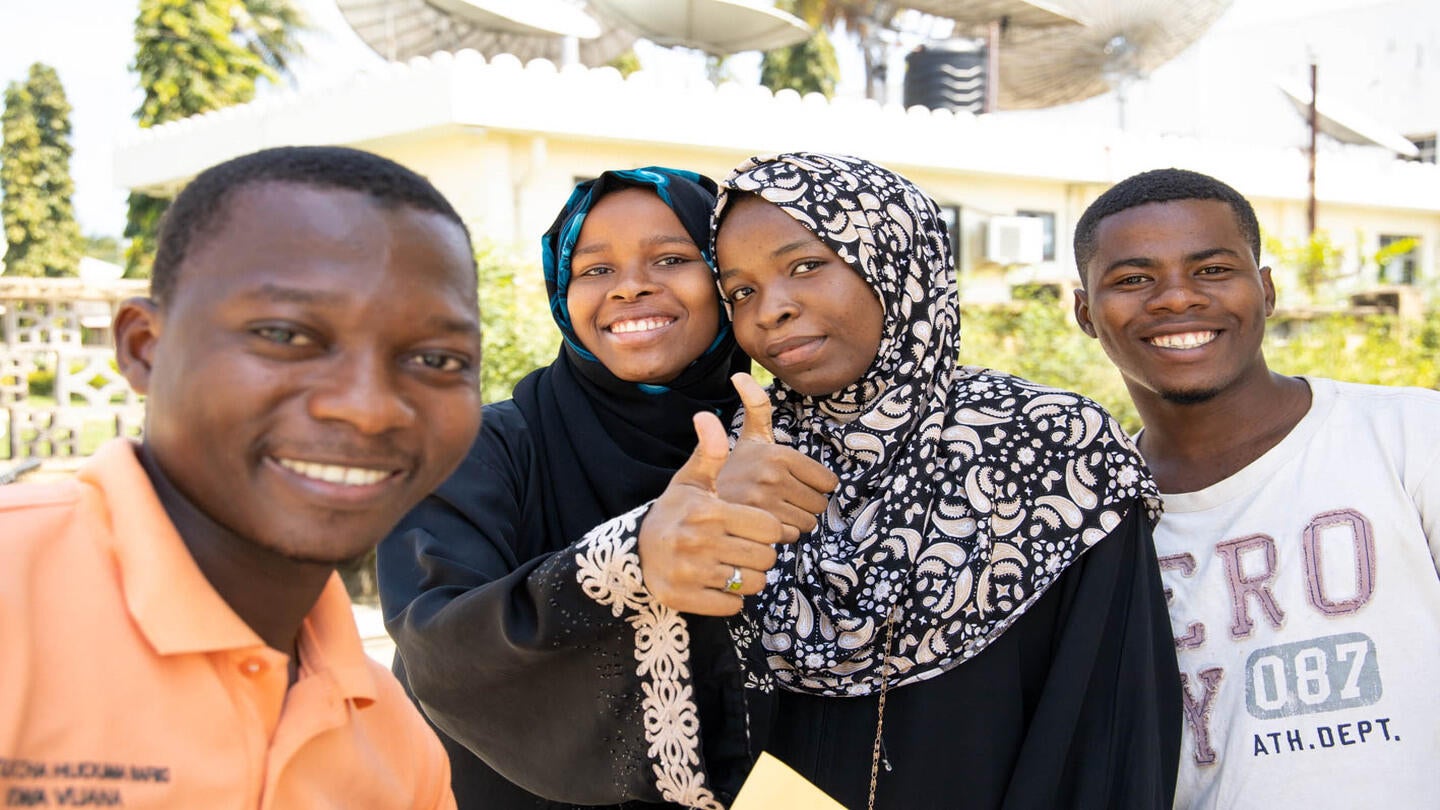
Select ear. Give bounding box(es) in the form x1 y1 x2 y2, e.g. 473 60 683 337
1072 287 1097 338
114 297 162 395
1259 266 1277 316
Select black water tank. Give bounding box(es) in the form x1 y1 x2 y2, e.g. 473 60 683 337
903 39 987 113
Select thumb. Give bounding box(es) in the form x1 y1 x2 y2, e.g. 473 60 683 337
670 411 731 493
732 372 775 444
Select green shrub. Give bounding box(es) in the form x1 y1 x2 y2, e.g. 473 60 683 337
476 241 560 404
1268 311 1440 391
962 301 1439 435
23 359 123 401
962 301 1139 431
26 368 56 398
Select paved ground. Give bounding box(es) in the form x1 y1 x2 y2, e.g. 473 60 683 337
352 602 398 667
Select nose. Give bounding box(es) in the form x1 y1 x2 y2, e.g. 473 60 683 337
753 283 800 330
607 263 660 301
307 350 416 435
1146 273 1208 314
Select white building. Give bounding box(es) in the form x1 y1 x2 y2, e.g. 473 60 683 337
112 1 1440 310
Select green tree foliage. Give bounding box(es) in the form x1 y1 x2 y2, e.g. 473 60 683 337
799 0 892 99
1373 236 1419 285
476 242 560 404
964 299 1440 435
233 0 306 77
760 0 839 98
606 49 643 78
961 299 1140 430
83 234 124 266
1268 311 1440 391
124 0 305 276
1263 230 1344 304
122 194 166 277
1 63 83 278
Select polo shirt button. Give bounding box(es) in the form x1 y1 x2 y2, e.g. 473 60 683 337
240 657 268 677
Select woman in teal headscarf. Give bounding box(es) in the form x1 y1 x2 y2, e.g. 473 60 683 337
379 167 757 809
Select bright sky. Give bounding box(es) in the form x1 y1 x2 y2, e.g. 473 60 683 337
1 0 140 238
0 0 1413 240
0 0 376 238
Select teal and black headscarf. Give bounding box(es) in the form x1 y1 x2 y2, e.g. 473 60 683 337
543 167 735 378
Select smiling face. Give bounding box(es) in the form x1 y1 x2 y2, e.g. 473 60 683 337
715 195 884 397
117 183 482 564
1074 198 1276 407
563 187 721 385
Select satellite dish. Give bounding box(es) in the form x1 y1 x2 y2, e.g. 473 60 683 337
426 0 600 38
336 0 635 64
896 0 1079 30
988 0 1233 110
585 0 811 55
1277 79 1421 157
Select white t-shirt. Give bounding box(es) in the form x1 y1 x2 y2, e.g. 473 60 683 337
1154 378 1440 809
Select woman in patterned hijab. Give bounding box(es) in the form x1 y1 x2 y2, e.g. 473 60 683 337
705 152 1182 809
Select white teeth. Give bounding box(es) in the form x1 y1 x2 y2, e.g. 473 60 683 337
277 458 390 486
609 317 672 335
1150 331 1217 349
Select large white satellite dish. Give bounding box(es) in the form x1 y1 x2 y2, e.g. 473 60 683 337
988 0 1233 110
897 0 1079 30
425 0 601 38
1278 79 1421 158
585 0 811 54
337 0 635 63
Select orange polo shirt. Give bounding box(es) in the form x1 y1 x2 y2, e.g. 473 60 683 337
0 440 456 809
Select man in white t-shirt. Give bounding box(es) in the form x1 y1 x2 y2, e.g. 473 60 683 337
1071 167 1440 809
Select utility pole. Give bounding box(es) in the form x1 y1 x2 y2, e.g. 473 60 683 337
1307 62 1318 237
985 19 1001 113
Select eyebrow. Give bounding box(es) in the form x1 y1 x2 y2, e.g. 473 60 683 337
243 284 479 334
770 238 818 259
243 283 345 305
1104 247 1243 274
572 234 697 257
717 238 818 283
421 314 481 335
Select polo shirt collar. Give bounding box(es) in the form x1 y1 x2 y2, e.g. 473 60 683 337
79 440 377 705
298 576 379 707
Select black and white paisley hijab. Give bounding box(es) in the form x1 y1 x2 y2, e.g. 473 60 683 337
714 152 1161 696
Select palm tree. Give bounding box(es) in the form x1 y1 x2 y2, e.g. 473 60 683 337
236 0 308 79
814 0 896 100
125 0 307 275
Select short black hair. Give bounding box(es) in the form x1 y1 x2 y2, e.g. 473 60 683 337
150 145 470 305
1073 168 1261 285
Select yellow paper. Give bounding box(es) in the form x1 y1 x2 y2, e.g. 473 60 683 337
731 752 848 810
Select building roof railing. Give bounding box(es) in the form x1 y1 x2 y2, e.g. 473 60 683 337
114 48 1440 212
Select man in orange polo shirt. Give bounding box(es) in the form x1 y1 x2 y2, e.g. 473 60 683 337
0 146 481 808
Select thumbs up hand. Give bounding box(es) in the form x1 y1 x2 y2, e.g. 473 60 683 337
716 373 839 543
638 410 785 616
733 371 779 445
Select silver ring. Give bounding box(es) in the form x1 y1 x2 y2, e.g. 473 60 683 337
724 566 744 593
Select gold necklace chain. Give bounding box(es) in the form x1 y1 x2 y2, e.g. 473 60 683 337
867 614 898 810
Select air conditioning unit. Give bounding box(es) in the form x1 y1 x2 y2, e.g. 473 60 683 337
985 216 1045 265
1350 285 1424 321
